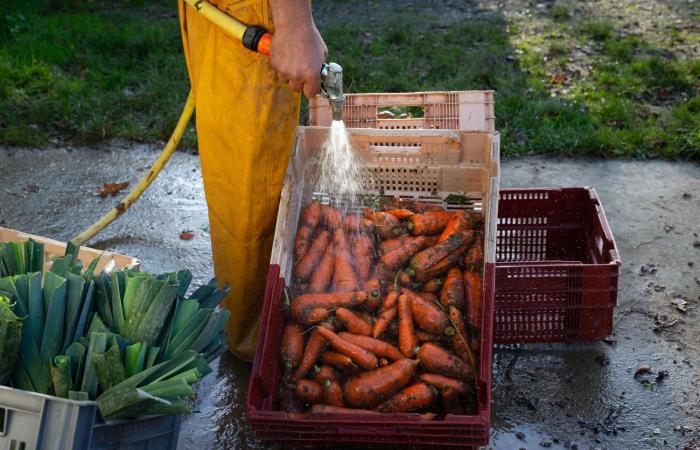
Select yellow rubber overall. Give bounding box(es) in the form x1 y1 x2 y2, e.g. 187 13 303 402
178 0 300 361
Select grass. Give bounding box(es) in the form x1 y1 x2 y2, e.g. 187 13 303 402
0 0 697 158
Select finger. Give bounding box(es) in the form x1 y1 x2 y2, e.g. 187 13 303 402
303 75 322 99
289 79 304 92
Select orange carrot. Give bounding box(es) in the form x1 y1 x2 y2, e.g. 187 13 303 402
415 291 438 303
351 234 374 281
381 291 400 311
385 209 415 220
422 277 443 294
398 294 418 357
322 204 343 230
294 379 323 403
293 323 333 380
438 210 472 242
332 229 360 292
280 324 304 373
379 236 428 255
307 244 334 294
343 215 375 235
464 271 483 352
417 342 474 381
418 373 470 397
372 306 396 339
440 267 464 309
416 330 439 343
344 358 419 408
412 247 466 282
309 404 380 415
335 307 373 336
409 230 474 275
404 289 454 336
374 383 436 413
338 332 404 361
293 230 330 282
291 291 367 325
323 379 345 407
313 365 337 384
464 235 484 272
408 211 454 235
380 236 430 272
364 208 400 240
322 351 360 374
315 327 378 370
448 305 474 366
294 200 322 260
379 358 389 367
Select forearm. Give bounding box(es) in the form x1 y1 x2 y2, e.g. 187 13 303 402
269 0 315 31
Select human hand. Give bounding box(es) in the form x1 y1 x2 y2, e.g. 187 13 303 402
270 19 327 98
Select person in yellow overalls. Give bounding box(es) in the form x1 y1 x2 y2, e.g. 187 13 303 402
178 0 327 361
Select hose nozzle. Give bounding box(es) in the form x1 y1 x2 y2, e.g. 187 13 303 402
320 62 344 122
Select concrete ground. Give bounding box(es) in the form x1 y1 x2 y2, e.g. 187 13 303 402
0 144 698 449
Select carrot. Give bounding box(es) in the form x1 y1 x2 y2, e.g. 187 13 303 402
379 198 443 213
413 247 466 282
364 208 400 240
293 322 333 381
463 271 483 352
307 244 334 293
323 379 345 407
332 229 360 292
294 379 323 403
408 210 454 235
409 230 474 275
398 294 418 357
372 306 396 339
280 324 304 373
322 351 359 374
313 365 337 384
344 358 419 408
448 306 474 366
315 327 378 370
415 291 438 303
335 307 373 336
464 235 484 272
422 278 443 294
405 290 454 336
374 383 437 413
379 358 389 367
291 291 367 325
417 373 470 396
309 404 380 415
381 291 400 311
440 267 464 309
362 276 384 311
322 204 343 230
351 234 374 281
380 236 430 272
294 200 322 260
293 230 330 282
343 215 375 235
416 330 439 343
385 209 415 220
338 332 404 361
379 236 425 255
417 342 474 381
438 210 472 242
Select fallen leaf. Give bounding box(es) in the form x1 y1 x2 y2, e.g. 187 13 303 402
550 73 567 84
179 230 194 240
96 182 129 197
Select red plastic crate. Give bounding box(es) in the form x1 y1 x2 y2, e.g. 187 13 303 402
247 263 495 449
494 187 621 343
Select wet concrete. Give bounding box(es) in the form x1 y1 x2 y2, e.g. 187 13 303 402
1 145 698 449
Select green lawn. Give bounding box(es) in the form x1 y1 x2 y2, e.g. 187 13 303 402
1 0 698 158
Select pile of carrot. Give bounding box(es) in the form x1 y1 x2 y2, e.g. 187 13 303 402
280 197 485 417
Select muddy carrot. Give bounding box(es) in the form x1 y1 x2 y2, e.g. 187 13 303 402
291 291 367 324
408 210 454 235
404 289 454 336
397 271 412 286
409 230 474 275
440 267 464 309
332 229 360 292
464 271 483 351
315 327 378 370
294 379 323 403
351 234 374 281
385 209 415 220
398 294 418 357
422 278 443 294
379 358 389 367
310 404 380 415
372 306 396 339
379 236 424 255
343 215 375 235
307 245 334 293
281 324 304 373
294 200 322 260
417 342 474 381
322 204 343 230
313 365 337 384
335 307 373 336
338 332 404 361
344 358 419 408
293 323 333 380
293 230 330 282
414 291 438 303
322 351 360 374
364 208 401 240
448 305 474 366
374 383 437 413
464 235 484 272
380 236 430 272
413 247 467 282
416 330 439 343
323 379 345 407
381 291 400 311
418 373 470 397
438 210 472 242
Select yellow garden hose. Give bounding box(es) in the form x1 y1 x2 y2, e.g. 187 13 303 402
71 91 195 245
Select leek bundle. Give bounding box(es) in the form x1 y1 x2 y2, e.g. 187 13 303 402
0 295 23 384
0 240 44 277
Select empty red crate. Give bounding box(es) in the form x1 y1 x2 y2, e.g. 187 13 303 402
494 187 621 343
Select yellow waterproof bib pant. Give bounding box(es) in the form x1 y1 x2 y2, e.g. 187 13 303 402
178 0 300 361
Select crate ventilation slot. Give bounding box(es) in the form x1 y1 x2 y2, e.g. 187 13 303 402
366 167 439 193
501 191 549 200
9 440 26 450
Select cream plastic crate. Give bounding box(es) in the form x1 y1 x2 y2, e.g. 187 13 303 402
308 91 495 132
270 126 500 282
0 227 140 273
